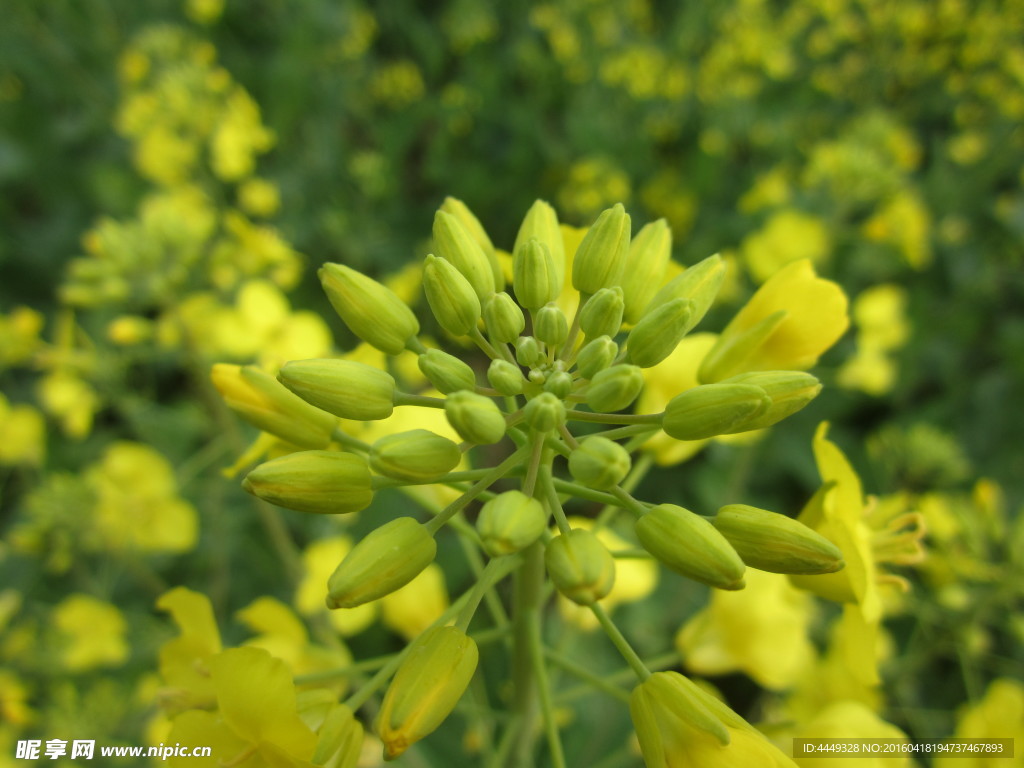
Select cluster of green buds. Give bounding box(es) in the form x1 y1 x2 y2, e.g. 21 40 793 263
218 197 845 765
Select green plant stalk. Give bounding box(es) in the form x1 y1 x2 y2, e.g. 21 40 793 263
590 603 651 682
424 445 528 535
509 539 546 768
544 648 631 703
565 409 663 425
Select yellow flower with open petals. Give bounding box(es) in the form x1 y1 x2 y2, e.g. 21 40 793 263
791 700 911 768
87 442 198 554
156 587 222 714
699 260 848 383
0 395 45 466
166 647 317 767
676 568 815 690
52 594 129 672
742 209 831 284
936 678 1024 768
236 597 351 692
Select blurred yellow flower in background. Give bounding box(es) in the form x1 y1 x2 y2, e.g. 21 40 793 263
0 394 45 466
52 594 129 672
677 568 815 690
700 260 849 383
87 442 198 554
380 563 450 641
791 700 912 768
296 537 378 637
741 209 831 284
936 678 1024 768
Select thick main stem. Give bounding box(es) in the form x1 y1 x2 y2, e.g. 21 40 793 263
509 540 546 768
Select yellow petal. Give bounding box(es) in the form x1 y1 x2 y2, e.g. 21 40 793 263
210 647 316 758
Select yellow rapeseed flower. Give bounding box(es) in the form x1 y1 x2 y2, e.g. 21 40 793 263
86 442 198 554
166 646 317 767
699 260 849 383
741 209 831 284
935 679 1024 768
52 594 129 672
790 701 912 768
0 395 45 466
156 587 222 714
676 568 815 690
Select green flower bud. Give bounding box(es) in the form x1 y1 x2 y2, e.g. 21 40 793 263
423 254 481 337
418 349 477 394
445 391 507 445
327 517 436 609
440 196 504 290
513 199 565 293
661 383 771 441
621 219 671 324
580 286 625 340
313 704 363 768
535 303 569 348
635 504 745 590
278 359 395 420
477 490 548 557
713 504 844 575
513 238 559 310
319 263 419 355
433 210 495 302
487 359 525 396
545 529 616 605
515 336 544 367
568 436 631 490
212 364 337 448
630 672 733 763
644 253 725 331
626 297 697 368
576 336 618 380
523 392 566 432
586 364 644 413
483 292 526 343
572 203 631 294
242 450 373 515
376 626 479 760
720 371 822 432
370 429 461 482
543 370 573 398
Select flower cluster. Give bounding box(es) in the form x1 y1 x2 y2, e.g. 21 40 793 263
216 198 853 764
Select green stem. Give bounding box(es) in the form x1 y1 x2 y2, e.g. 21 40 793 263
331 426 371 452
558 652 679 704
424 446 528 535
590 603 651 682
394 391 446 409
565 410 663 425
609 486 649 520
609 549 653 559
455 555 523 632
540 465 572 536
557 423 579 450
373 467 504 489
522 434 545 497
509 541 546 767
544 649 631 703
405 337 428 354
530 615 567 768
559 295 586 360
471 327 502 359
550 478 621 507
589 424 660 442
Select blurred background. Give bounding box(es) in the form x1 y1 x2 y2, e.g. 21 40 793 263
1 0 1023 765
